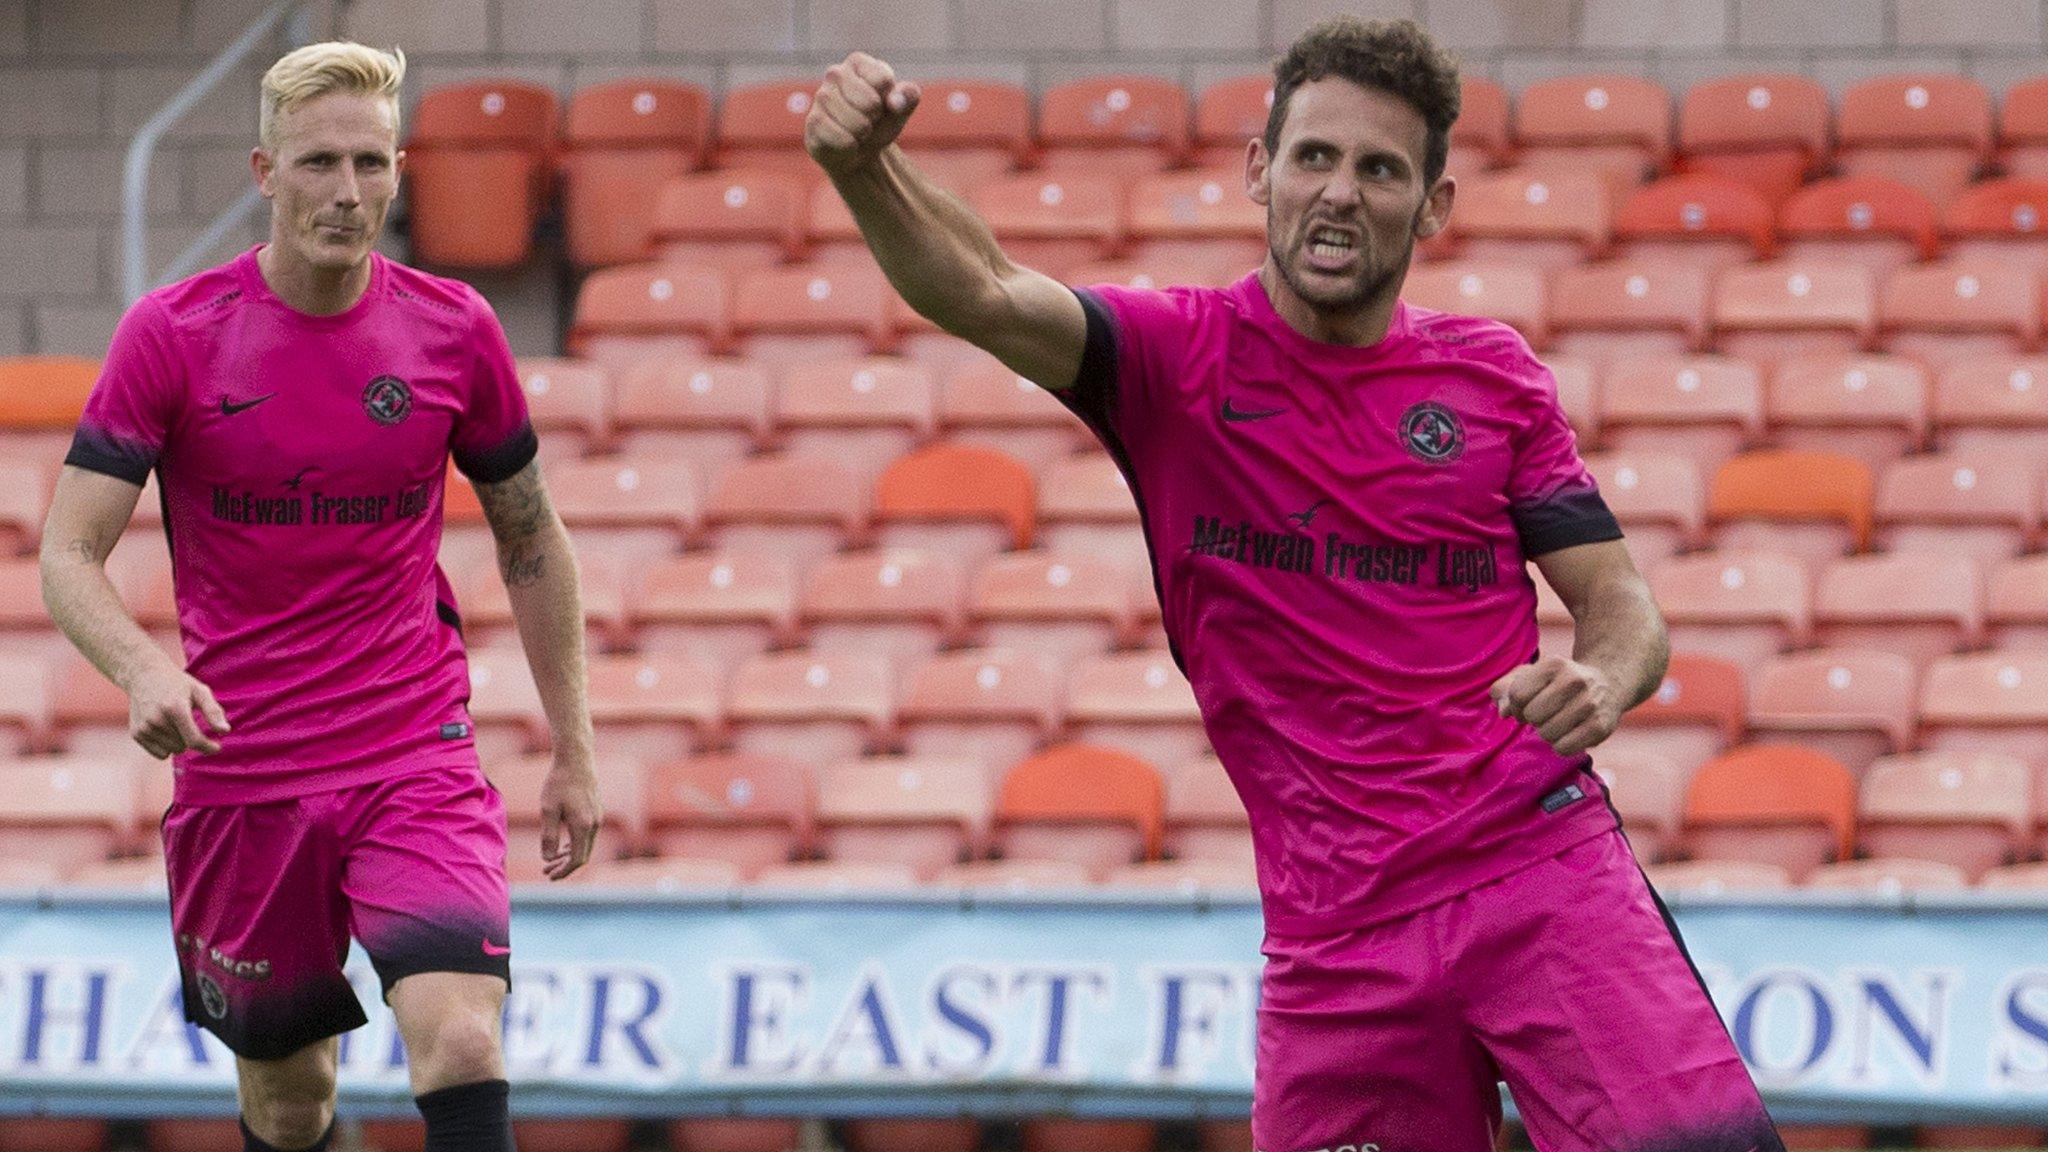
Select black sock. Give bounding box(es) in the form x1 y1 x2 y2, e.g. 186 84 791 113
241 1116 334 1152
417 1077 515 1152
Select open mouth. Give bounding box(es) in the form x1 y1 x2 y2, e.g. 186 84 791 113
1303 223 1359 270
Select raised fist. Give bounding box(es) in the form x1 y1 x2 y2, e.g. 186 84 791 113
804 51 922 178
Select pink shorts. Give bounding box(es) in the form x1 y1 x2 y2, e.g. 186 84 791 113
1253 828 1784 1152
162 763 510 1060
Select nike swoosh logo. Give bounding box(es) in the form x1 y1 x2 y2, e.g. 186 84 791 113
221 393 275 416
481 939 511 957
1221 397 1286 423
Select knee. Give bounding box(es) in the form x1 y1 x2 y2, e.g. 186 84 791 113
244 1077 335 1148
415 1011 504 1088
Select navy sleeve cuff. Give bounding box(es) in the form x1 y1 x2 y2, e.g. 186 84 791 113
1511 487 1625 557
454 421 539 485
65 426 156 486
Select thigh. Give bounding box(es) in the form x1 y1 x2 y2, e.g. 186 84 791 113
163 799 366 1060
1254 921 1501 1152
340 763 512 999
1459 831 1785 1152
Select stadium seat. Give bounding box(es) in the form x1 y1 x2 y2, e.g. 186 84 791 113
1648 551 1809 667
1918 652 2048 768
1930 354 2048 454
1676 74 1830 205
142 1117 245 1152
1548 261 1710 361
560 80 712 268
1037 450 1144 564
465 649 549 763
403 81 556 269
1400 262 1548 347
804 178 877 267
894 78 1031 187
1069 254 1244 292
751 859 922 889
1857 751 2031 878
566 262 728 370
609 357 772 489
629 551 800 679
1532 561 1576 657
1021 1119 1160 1152
1600 653 1746 776
1124 169 1264 269
1062 650 1205 769
1449 169 1611 269
813 756 989 877
1598 354 1762 475
1163 752 1250 864
936 857 1093 891
1705 449 1871 570
0 459 49 556
842 1118 983 1152
1988 553 2048 649
1979 862 2048 889
1878 260 2040 369
0 757 137 875
800 547 966 669
1836 74 1993 209
565 855 740 891
49 650 142 758
1942 176 2048 274
1874 450 2038 564
358 1119 428 1152
994 743 1164 879
703 452 869 568
1036 75 1190 175
0 856 62 889
1642 858 1794 894
584 652 721 769
1512 74 1672 193
1444 76 1512 181
725 649 894 764
713 80 820 174
1765 355 1928 471
1106 856 1258 893
1711 262 1877 366
1812 552 1982 668
1595 748 1689 863
774 357 936 480
1612 174 1775 273
731 264 895 371
1547 354 1599 444
667 1118 806 1152
66 854 169 888
970 172 1126 279
1193 75 1273 168
1683 743 1857 879
650 170 808 272
0 356 99 467
967 549 1137 672
898 647 1062 781
0 557 69 664
1746 649 1917 774
550 456 701 564
874 442 1037 568
0 1119 109 1152
1776 175 1939 277
642 754 811 876
514 357 610 462
2001 75 2048 176
1803 857 1969 892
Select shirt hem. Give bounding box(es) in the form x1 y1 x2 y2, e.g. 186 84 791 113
171 744 480 808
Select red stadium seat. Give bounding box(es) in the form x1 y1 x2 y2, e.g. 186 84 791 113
1105 856 1257 893
842 1119 983 1152
1942 175 2048 274
142 1117 244 1152
1036 76 1190 175
1450 169 1611 269
1747 649 1917 775
0 557 68 664
609 357 771 488
650 170 807 272
1449 77 1512 175
1837 75 1992 209
1613 174 1775 272
550 456 700 564
668 1118 805 1152
0 355 97 468
1548 261 1710 361
898 647 1062 782
1813 552 1982 668
642 754 811 876
1804 857 1969 892
874 442 1037 568
49 649 141 759
1875 450 2038 564
514 357 609 462
567 263 727 370
968 550 1136 672
1548 354 1600 444
725 649 894 764
1598 354 1763 473
895 78 1031 186
1676 74 1830 205
995 743 1164 879
1930 354 2048 454
1594 747 1689 864
703 452 869 568
774 357 936 481
2001 76 2048 176
561 80 711 268
1706 449 1872 570
67 854 169 888
403 81 557 269
566 855 740 892
0 1119 109 1152
1918 652 2048 768
1858 751 2031 878
629 551 800 679
936 857 1094 891
1163 752 1251 864
731 264 895 371
713 80 819 174
800 547 967 668
1582 452 1703 570
1601 653 1746 779
585 652 721 769
1037 451 1144 567
1401 262 1548 347
1021 1119 1159 1152
1987 553 2048 649
751 860 921 890
509 1120 633 1152
1642 858 1793 894
1063 650 1206 770
1766 355 1928 471
970 173 1126 280
1683 743 1857 879
0 755 135 871
813 756 989 878
1513 74 1672 192
1776 175 1938 277
1711 262 1877 366
1125 169 1265 269
465 649 549 764
936 358 1090 473
1193 75 1274 169
1878 260 2040 369
1649 551 1810 667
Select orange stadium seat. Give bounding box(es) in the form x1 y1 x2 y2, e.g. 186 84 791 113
1036 75 1190 175
1875 450 2038 563
560 80 712 268
1642 858 1794 895
874 442 1037 566
668 1118 807 1152
457 549 628 652
609 357 771 488
1706 449 1871 569
465 649 549 764
1858 751 2031 878
550 456 700 564
895 78 1032 187
584 651 721 769
1601 653 1746 776
1062 650 1205 769
805 178 876 266
1400 262 1548 347
1448 77 1513 178
886 293 999 376
1612 174 1775 272
1582 452 1703 569
650 170 808 272
1449 169 1611 269
1069 254 1245 292
1125 169 1265 269
995 743 1164 879
1747 649 1916 774
1193 75 1274 168
713 80 820 174
968 550 1136 672
1676 74 1830 205
628 551 800 678
2001 75 2048 176
0 855 85 888
1836 75 1993 209
1513 74 1672 191
514 357 609 461
1595 748 1689 864
1163 752 1251 864
403 80 556 269
1597 354 1763 473
1548 261 1711 361
1711 261 1877 365
1649 551 1810 667
1988 553 2048 649
774 357 936 480
813 756 989 878
1930 354 2048 453
1878 260 2040 369
0 355 98 466
1776 175 1939 277
936 358 1091 472
703 452 869 567
800 547 967 668
67 854 169 888
1804 857 1969 892
508 1121 635 1152
641 754 812 875
49 649 141 759
0 557 69 664
1813 552 1982 668
0 459 49 556
898 647 1062 781
1918 652 2048 768
1683 743 1857 879
567 262 728 369
731 263 895 370
725 649 894 764
488 754 643 881
0 757 137 875
1942 175 2048 274
1765 355 1928 470
970 172 1126 279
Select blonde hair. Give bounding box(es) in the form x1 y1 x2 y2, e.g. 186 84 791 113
259 41 406 149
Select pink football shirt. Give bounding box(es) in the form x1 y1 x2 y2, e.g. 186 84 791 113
68 247 536 805
1064 273 1625 938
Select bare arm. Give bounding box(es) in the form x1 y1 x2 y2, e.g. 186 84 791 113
807 52 1087 389
1492 540 1669 757
471 459 599 879
41 465 228 757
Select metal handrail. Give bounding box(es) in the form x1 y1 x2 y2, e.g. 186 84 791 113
120 0 322 302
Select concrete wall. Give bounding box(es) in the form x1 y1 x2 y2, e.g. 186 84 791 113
4 0 2047 357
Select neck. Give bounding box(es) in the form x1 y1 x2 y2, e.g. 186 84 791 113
256 241 372 317
1256 257 1407 347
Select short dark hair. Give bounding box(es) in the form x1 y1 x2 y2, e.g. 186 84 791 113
1264 17 1462 187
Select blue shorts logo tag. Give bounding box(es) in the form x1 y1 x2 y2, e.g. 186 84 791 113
439 722 471 740
1540 783 1586 813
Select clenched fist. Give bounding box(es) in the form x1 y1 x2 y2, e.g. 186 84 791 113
804 52 922 178
1488 657 1622 759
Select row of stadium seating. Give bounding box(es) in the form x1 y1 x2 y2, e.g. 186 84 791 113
402 70 2048 269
